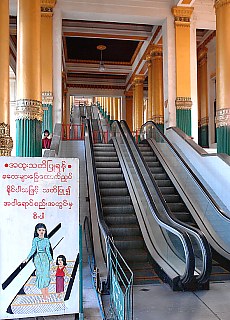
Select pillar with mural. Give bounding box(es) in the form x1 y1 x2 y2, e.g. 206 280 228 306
197 47 209 147
41 0 56 135
16 0 43 157
0 0 13 156
172 6 194 136
151 44 164 132
215 0 230 155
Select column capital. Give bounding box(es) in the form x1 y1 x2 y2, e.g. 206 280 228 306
133 75 145 85
171 6 194 25
41 0 57 16
150 44 163 58
215 0 230 10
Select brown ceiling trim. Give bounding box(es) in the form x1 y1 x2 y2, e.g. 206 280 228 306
66 59 131 66
67 73 126 80
67 83 126 90
63 32 147 41
62 19 153 33
197 30 216 51
130 42 144 65
126 26 161 90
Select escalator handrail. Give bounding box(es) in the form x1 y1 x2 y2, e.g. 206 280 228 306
140 121 229 221
111 121 195 285
85 119 112 240
121 120 212 284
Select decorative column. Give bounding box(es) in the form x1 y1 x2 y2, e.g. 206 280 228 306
0 0 13 156
16 0 42 157
41 0 56 134
113 98 119 120
146 54 153 121
125 92 133 131
215 0 230 154
151 44 164 132
197 47 209 147
133 75 145 134
172 6 194 136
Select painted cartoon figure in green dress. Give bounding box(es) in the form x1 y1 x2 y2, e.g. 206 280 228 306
23 223 53 300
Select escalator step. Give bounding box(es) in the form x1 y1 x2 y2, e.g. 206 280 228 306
173 212 192 222
101 196 131 205
156 180 172 187
103 205 134 215
95 162 120 168
97 173 124 181
167 203 188 212
96 167 122 174
110 225 141 236
140 151 154 157
100 188 129 196
114 236 144 249
121 249 148 262
163 194 181 203
152 173 168 180
94 151 117 157
159 186 176 194
149 167 164 174
99 181 127 188
95 156 118 162
105 213 137 225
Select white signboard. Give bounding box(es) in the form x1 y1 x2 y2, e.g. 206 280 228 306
0 157 79 318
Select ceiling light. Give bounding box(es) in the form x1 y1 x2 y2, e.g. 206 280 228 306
97 45 106 72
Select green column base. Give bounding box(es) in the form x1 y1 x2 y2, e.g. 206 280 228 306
42 103 53 134
198 124 209 148
16 119 42 157
217 125 230 155
176 109 191 136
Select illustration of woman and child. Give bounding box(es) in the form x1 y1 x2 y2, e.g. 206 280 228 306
23 223 71 301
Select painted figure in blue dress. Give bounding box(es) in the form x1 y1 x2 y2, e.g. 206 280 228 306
24 223 53 300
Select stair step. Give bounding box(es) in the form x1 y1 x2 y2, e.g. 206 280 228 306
95 161 120 168
105 214 137 225
99 180 127 188
103 205 134 215
110 225 141 236
96 167 122 174
101 196 131 205
163 194 181 203
115 237 144 249
95 156 118 163
97 173 124 181
100 188 129 196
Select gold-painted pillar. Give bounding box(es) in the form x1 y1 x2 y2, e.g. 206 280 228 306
151 44 164 131
0 0 13 156
16 0 43 157
215 0 230 154
197 47 209 147
41 0 56 133
146 54 153 121
133 75 145 133
109 97 114 120
125 92 133 130
113 98 119 120
172 6 194 136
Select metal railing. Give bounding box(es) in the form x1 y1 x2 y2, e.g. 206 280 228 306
62 124 85 141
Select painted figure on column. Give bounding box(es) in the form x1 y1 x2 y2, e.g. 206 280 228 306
42 130 52 149
23 223 53 300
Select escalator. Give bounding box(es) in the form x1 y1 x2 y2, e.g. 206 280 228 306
86 119 212 291
138 121 230 282
93 142 160 285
